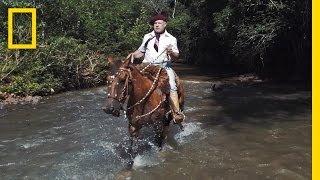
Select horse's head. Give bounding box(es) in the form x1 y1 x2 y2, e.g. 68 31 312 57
104 56 132 117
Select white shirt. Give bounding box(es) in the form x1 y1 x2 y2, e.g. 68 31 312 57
138 30 179 64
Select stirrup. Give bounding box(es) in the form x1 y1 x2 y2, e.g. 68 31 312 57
172 111 185 131
173 111 185 124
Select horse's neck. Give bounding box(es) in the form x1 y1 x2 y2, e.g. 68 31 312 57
129 67 160 105
131 68 153 92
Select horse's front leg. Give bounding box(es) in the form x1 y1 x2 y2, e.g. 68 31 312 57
127 124 139 169
154 121 166 150
129 124 139 147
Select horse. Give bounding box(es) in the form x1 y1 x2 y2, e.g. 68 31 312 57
103 56 184 167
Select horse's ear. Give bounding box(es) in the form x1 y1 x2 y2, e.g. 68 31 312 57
107 55 114 64
121 57 131 67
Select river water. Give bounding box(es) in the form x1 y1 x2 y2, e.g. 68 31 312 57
0 80 311 180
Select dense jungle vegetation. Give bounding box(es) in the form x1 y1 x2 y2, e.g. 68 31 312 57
0 0 311 96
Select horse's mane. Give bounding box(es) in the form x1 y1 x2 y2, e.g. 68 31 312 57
131 63 170 95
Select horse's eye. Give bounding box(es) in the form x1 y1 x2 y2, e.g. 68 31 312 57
118 73 127 81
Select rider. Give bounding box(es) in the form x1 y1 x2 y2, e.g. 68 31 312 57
127 13 184 123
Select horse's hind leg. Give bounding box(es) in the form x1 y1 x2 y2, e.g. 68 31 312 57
127 124 139 169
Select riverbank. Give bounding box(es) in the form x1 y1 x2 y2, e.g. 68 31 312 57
0 91 42 106
0 63 310 107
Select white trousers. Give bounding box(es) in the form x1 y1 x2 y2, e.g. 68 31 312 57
164 66 177 92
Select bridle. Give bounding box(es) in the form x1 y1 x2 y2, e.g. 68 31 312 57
107 67 132 104
107 64 165 120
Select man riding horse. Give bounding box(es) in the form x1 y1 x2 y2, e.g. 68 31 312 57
127 13 185 123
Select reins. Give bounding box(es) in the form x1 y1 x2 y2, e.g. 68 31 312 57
108 62 166 119
107 68 131 102
110 64 165 120
127 66 162 110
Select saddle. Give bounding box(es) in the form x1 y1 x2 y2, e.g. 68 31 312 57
135 63 185 123
135 63 183 95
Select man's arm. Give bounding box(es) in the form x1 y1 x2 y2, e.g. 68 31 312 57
167 37 180 62
132 49 144 59
126 49 144 60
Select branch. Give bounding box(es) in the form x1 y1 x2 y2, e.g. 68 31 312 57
0 51 25 82
172 0 177 18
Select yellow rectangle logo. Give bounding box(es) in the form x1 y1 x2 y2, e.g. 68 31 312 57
8 8 36 49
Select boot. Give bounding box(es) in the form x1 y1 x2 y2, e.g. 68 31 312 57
170 91 185 123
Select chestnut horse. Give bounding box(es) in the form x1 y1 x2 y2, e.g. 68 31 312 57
103 56 184 167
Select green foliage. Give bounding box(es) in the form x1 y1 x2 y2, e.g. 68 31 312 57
41 36 108 89
213 5 232 37
167 11 192 60
185 0 310 79
0 47 60 95
0 0 311 97
228 0 288 67
0 36 108 95
112 6 150 54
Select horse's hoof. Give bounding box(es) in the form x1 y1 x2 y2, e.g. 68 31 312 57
112 110 120 117
125 160 134 170
103 108 111 114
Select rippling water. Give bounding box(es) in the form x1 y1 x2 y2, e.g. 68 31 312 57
0 80 311 179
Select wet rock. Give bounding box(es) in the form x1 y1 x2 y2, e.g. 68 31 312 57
0 93 42 106
31 96 42 104
211 81 224 91
0 91 9 100
25 96 33 102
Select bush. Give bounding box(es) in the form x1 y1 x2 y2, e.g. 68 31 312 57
0 36 108 96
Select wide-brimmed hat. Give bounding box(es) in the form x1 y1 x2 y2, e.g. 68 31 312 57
149 14 168 25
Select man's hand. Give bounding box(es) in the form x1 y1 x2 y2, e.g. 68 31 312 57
126 53 134 63
127 50 144 62
166 48 179 61
166 48 174 56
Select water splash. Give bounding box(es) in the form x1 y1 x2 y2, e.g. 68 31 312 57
132 148 164 170
0 162 16 167
174 122 202 145
19 137 64 149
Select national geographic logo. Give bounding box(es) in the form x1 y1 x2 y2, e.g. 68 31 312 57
8 8 36 49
